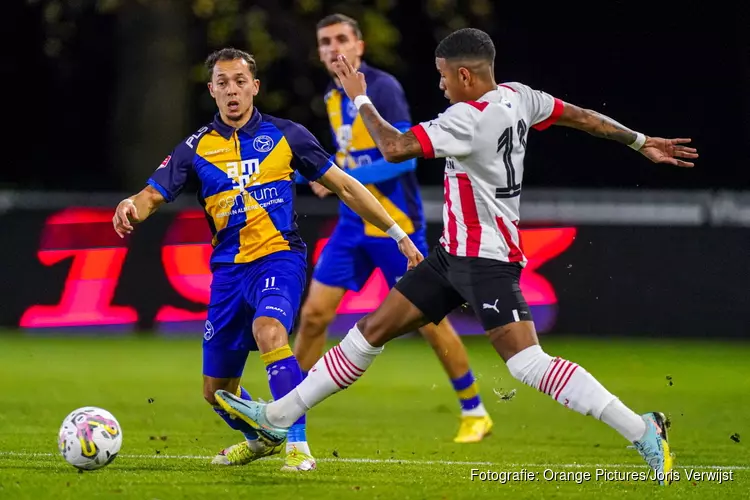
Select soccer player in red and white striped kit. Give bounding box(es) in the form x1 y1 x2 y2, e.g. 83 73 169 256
216 28 698 485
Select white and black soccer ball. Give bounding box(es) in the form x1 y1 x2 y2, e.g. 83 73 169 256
58 406 122 471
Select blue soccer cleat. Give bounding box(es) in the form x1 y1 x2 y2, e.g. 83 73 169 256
214 390 289 446
633 411 674 485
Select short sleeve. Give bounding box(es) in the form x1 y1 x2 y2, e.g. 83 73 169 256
370 75 411 129
147 141 195 203
409 102 477 159
275 119 334 182
501 82 564 131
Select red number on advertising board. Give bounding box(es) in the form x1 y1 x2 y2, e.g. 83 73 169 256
156 209 212 323
19 208 138 329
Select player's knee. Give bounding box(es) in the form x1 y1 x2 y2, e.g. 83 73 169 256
253 316 289 351
506 345 552 387
356 313 390 347
300 300 336 335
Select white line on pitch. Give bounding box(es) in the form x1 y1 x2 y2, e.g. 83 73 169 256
0 451 747 470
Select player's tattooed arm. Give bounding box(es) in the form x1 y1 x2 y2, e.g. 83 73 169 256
358 104 423 163
555 102 637 145
554 101 698 167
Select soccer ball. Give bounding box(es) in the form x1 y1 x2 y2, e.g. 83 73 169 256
58 406 122 470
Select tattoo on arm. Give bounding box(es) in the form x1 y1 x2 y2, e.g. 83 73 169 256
359 104 423 162
586 110 637 145
558 103 637 146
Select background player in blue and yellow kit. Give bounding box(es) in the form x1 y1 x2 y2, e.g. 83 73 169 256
293 14 493 443
111 48 422 471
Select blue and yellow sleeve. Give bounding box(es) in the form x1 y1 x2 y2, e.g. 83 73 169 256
269 118 334 183
294 154 336 184
147 140 196 203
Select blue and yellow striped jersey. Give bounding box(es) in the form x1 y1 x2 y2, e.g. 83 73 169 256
148 108 332 266
325 62 425 237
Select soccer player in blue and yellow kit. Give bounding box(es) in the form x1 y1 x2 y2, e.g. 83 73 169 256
112 48 422 471
293 14 493 443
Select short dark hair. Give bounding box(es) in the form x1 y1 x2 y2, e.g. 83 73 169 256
316 13 362 39
205 48 257 79
435 28 495 62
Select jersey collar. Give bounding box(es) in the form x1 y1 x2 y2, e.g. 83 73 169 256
212 107 262 139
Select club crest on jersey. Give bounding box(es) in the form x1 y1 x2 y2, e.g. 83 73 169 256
356 155 372 167
253 135 274 153
204 320 215 341
336 124 353 150
157 155 171 170
347 100 358 118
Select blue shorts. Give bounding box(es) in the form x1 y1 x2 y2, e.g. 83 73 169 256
312 225 429 292
202 251 306 379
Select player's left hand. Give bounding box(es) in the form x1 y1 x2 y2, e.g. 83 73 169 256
332 54 367 101
640 137 698 168
397 236 424 270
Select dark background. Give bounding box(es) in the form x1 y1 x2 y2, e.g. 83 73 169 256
6 0 749 192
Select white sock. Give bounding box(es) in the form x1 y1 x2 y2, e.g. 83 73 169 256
266 325 383 427
600 399 647 442
462 402 488 418
506 345 643 442
287 441 311 455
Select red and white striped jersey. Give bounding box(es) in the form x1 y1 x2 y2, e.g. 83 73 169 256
411 82 564 265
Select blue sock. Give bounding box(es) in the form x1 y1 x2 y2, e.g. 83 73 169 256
261 345 307 442
451 370 484 413
213 386 259 442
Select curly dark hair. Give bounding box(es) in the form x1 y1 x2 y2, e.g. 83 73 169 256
435 28 495 62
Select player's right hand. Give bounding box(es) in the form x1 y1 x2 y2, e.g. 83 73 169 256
398 237 424 270
113 199 138 238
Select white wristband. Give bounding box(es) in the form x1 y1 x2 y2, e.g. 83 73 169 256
628 132 646 151
354 95 372 110
386 223 407 242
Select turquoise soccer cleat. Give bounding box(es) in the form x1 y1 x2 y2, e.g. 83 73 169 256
214 390 289 445
633 411 674 486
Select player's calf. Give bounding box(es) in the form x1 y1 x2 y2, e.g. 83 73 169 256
295 300 338 373
493 321 648 443
253 314 313 459
501 335 674 483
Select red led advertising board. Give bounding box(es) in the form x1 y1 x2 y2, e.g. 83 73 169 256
18 208 575 334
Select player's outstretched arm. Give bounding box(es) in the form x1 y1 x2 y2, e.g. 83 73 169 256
555 102 698 167
331 54 423 163
318 165 423 268
112 185 165 238
357 108 423 163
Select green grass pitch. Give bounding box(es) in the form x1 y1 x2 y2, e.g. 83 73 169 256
0 332 747 499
